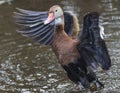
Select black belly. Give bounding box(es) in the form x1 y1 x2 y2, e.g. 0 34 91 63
61 57 97 89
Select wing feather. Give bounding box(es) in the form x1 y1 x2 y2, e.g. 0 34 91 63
14 8 77 45
78 12 111 70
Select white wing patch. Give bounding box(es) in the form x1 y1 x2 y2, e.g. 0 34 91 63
99 25 105 39
99 16 105 39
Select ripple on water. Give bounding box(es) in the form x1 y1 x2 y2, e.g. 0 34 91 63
0 0 120 93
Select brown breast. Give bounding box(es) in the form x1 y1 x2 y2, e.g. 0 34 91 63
52 29 80 65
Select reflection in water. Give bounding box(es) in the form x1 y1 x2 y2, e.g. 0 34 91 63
0 0 13 5
101 0 120 93
61 0 80 16
0 0 120 93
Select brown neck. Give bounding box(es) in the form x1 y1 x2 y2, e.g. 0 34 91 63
52 24 69 45
53 24 64 41
55 24 64 33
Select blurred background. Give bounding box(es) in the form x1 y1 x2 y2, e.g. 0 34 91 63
0 0 120 93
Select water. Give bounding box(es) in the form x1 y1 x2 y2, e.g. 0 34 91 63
0 0 120 93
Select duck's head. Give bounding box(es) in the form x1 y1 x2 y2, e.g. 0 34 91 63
44 5 64 26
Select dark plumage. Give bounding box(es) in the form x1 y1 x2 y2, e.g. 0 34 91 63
78 12 111 70
14 5 111 93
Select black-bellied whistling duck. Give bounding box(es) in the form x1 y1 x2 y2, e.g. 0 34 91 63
14 5 111 92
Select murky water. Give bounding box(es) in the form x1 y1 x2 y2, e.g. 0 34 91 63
0 0 120 93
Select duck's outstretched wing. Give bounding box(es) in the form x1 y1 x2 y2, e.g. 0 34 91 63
77 12 111 70
64 12 79 36
14 8 78 45
14 8 54 45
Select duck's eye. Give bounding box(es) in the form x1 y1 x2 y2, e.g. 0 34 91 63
55 10 58 12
